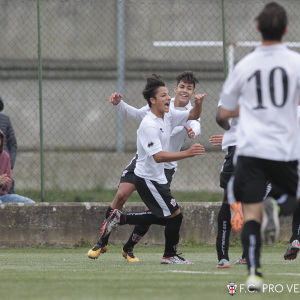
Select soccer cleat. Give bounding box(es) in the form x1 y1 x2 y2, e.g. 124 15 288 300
234 257 247 265
161 254 193 265
284 240 300 260
261 197 280 245
100 209 122 238
245 275 263 292
230 202 244 232
87 243 108 259
216 258 230 269
122 248 140 262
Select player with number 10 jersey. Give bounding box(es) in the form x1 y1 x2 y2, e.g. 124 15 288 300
221 44 300 162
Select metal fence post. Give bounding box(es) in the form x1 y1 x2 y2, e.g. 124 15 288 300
117 0 125 152
37 0 45 201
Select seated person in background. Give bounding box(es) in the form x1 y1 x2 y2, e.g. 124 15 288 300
0 129 35 203
0 95 17 194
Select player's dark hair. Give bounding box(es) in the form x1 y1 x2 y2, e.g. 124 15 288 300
176 71 199 88
255 2 287 41
142 74 166 107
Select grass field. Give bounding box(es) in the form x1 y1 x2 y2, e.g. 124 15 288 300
0 244 299 300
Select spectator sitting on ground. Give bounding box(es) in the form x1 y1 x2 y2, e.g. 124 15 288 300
0 129 34 203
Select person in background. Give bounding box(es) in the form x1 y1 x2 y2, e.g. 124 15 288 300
0 95 17 194
0 129 34 203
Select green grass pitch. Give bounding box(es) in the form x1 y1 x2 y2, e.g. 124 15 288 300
0 244 299 300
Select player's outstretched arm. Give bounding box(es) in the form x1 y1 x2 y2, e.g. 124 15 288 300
216 106 230 130
109 92 149 120
153 143 205 163
217 105 239 122
188 93 206 120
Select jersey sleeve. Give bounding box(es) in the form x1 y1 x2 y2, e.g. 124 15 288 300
169 109 190 129
188 118 201 136
220 67 241 111
115 100 149 120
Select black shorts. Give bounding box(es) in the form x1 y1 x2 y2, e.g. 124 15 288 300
164 168 176 188
133 174 179 218
232 156 298 204
119 154 176 187
119 155 137 185
220 146 236 189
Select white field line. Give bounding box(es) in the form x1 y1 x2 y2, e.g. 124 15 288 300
162 270 300 276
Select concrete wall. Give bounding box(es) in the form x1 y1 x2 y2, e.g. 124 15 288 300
0 202 292 247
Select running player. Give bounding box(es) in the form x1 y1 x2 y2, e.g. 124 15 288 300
88 74 204 263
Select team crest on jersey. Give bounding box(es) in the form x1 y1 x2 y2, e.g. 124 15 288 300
227 282 237 296
170 198 176 207
121 170 128 177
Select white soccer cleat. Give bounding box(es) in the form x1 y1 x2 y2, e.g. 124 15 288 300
161 254 193 264
217 258 230 269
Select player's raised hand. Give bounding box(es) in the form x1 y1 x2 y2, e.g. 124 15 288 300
187 143 205 157
193 93 206 104
209 135 224 146
109 92 123 105
184 126 195 139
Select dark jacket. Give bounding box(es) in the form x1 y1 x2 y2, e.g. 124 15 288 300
0 113 17 169
0 129 12 194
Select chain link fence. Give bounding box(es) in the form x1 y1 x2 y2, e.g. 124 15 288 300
0 0 299 201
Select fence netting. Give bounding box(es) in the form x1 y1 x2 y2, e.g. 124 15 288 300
0 0 299 200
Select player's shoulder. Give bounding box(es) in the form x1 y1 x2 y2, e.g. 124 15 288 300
140 112 158 126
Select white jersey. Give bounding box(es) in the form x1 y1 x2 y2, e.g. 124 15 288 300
134 109 190 184
218 99 238 151
115 98 201 169
220 44 300 161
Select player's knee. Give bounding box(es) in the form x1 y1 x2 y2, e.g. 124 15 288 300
114 190 130 206
167 212 183 226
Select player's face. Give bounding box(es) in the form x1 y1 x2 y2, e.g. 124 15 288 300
150 86 171 116
174 81 195 107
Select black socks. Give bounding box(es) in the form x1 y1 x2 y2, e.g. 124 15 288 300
164 213 183 257
122 211 166 226
241 220 262 277
290 201 300 242
216 202 232 261
123 225 150 251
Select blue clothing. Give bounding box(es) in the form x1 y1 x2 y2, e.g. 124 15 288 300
0 194 35 203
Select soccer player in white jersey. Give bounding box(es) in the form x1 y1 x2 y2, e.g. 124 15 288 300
87 72 204 262
94 74 205 264
217 2 300 291
210 103 247 269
